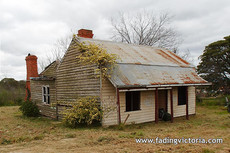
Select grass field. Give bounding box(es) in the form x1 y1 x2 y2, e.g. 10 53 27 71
0 105 229 153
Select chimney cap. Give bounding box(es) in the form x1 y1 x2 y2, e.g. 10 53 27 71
79 28 92 32
77 29 93 38
25 54 37 60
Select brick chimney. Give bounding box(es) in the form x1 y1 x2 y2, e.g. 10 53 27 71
25 53 38 101
77 29 93 38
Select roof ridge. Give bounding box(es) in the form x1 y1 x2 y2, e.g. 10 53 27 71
77 36 164 50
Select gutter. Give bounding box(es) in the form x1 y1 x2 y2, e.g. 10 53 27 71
119 87 172 92
116 82 212 90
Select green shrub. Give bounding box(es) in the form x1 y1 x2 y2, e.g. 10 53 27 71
15 98 23 106
19 101 39 117
62 96 103 127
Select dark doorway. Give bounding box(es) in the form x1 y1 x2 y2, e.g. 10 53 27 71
158 90 168 112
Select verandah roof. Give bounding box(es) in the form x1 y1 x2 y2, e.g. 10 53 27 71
109 63 209 88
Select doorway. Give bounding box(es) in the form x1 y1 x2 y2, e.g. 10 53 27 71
158 90 168 112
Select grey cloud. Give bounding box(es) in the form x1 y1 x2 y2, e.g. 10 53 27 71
1 0 230 80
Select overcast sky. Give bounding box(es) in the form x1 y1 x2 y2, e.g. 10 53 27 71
0 0 230 81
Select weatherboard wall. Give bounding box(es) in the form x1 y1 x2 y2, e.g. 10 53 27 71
170 86 196 117
40 61 57 78
101 79 196 126
101 78 118 126
30 80 57 118
56 40 100 102
30 80 56 103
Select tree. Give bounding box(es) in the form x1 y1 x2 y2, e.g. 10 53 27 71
111 11 181 52
0 78 25 106
197 36 230 94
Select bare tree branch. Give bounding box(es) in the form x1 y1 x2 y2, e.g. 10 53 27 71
38 35 72 72
111 10 181 52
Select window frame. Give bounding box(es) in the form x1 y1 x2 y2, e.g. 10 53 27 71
178 86 187 105
125 91 141 112
42 85 50 104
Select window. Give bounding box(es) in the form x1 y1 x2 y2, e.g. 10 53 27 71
178 86 187 105
42 86 50 104
126 91 140 111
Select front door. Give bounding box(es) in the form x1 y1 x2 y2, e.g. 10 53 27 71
158 90 167 112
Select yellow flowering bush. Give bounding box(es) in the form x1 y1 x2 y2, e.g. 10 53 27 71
76 41 118 78
62 96 103 127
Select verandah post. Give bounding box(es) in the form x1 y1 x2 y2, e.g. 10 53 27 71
170 89 174 123
116 88 121 124
186 87 189 120
155 88 158 123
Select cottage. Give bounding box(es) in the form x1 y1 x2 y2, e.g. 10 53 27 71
26 29 210 126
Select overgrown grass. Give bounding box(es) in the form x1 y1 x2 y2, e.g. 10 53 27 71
118 131 144 138
197 95 230 107
0 107 69 144
0 103 229 152
0 89 24 106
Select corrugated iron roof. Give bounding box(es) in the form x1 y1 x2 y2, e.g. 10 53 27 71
77 37 210 88
109 64 208 88
78 37 192 67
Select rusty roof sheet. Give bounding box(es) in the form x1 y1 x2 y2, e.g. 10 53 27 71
78 37 192 67
77 37 209 87
109 64 208 88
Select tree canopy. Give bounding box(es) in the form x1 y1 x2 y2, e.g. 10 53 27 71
0 78 26 106
197 36 230 94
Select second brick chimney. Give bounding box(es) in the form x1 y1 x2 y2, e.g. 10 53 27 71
25 53 39 100
77 29 94 38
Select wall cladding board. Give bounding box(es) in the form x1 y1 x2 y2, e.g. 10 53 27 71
119 91 155 124
56 41 100 102
30 80 56 104
40 62 57 78
37 104 56 119
31 80 57 119
102 82 196 126
173 86 196 117
101 79 117 126
101 79 156 126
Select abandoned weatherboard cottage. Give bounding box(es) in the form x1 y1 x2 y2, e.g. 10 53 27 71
25 29 210 126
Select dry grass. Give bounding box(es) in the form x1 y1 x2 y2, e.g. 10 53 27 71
0 106 229 153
